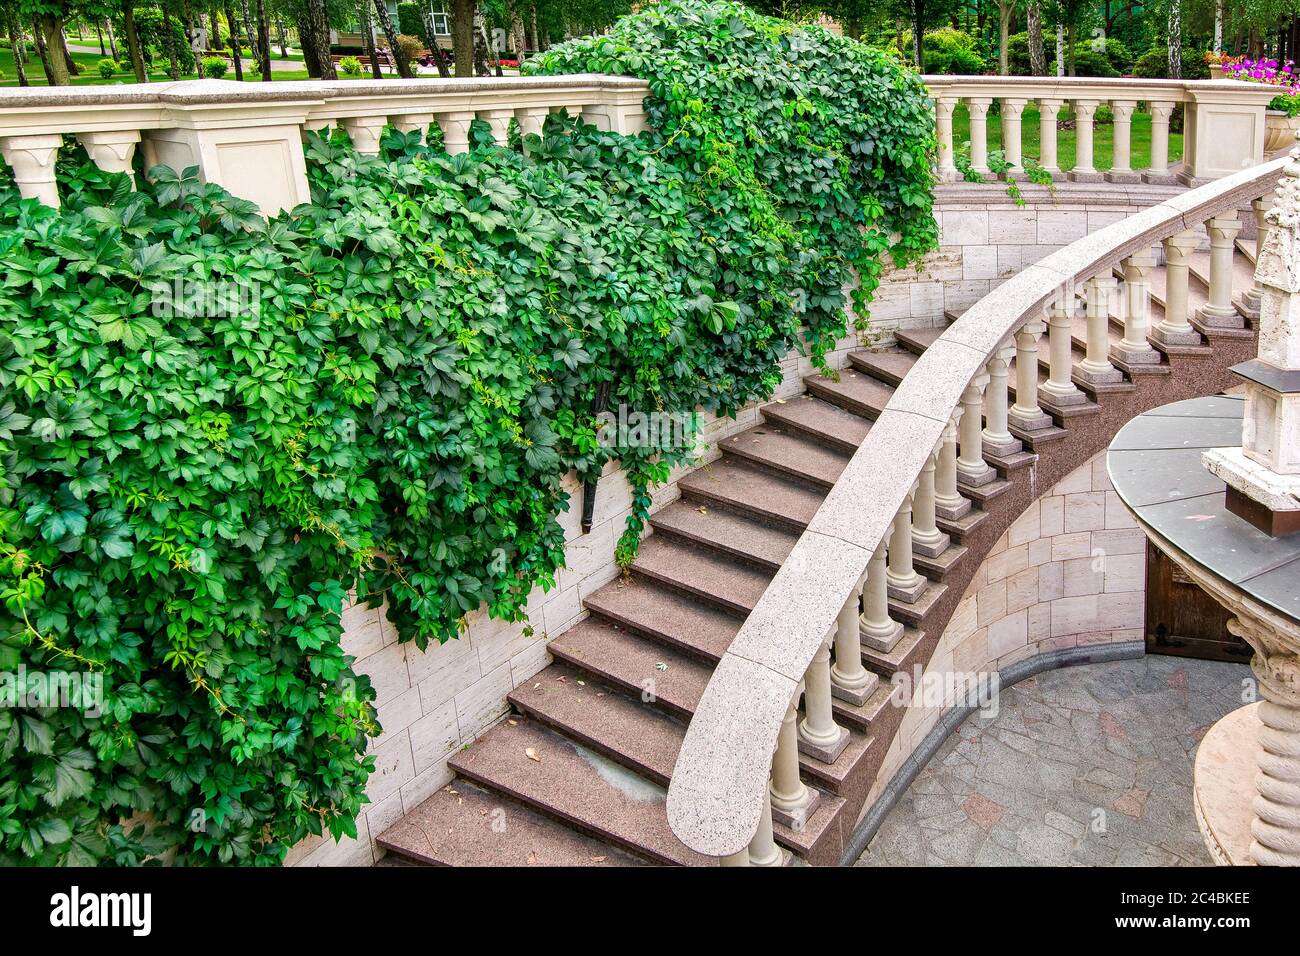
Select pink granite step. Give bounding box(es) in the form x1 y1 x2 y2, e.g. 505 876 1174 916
631 534 772 616
376 778 641 866
649 499 798 572
895 326 945 355
677 458 825 531
760 395 873 453
583 575 739 662
448 718 710 865
719 425 850 489
847 348 918 387
803 366 897 420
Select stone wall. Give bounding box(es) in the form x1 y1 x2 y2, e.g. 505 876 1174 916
290 183 1171 865
861 449 1148 815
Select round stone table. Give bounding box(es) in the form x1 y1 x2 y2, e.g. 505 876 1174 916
1108 395 1300 865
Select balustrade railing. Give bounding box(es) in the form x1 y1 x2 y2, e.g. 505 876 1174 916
0 75 649 215
924 76 1278 185
666 154 1288 866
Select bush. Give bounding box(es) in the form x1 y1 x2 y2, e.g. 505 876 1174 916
1133 46 1212 80
338 55 363 77
96 58 119 78
396 33 424 63
1069 45 1119 77
201 55 229 78
922 28 985 75
0 0 937 865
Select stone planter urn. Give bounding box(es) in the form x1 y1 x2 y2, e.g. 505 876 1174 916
1208 63 1224 79
1265 110 1300 153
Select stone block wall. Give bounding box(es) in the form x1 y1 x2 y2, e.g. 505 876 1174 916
861 449 1149 815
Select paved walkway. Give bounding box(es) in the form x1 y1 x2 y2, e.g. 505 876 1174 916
855 655 1251 866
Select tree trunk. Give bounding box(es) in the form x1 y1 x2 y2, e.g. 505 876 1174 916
61 25 80 74
420 5 451 76
226 4 244 79
105 17 118 60
477 11 500 76
242 0 260 64
210 10 221 51
37 15 71 85
256 0 271 80
1055 22 1064 76
1213 0 1223 54
276 17 287 57
372 0 413 77
9 14 28 86
122 1 147 80
161 7 181 79
1066 23 1076 76
304 0 336 78
911 0 924 72
95 18 105 55
1168 0 1182 80
452 0 475 77
998 1 1012 75
359 0 382 78
1027 2 1045 74
523 4 535 51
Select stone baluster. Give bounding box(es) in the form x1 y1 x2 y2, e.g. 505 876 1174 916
1242 195 1275 318
437 111 476 154
302 118 335 141
933 412 971 520
770 694 818 829
935 96 959 181
1001 98 1027 175
1197 211 1245 329
341 115 389 155
0 134 62 207
720 848 750 866
859 545 903 652
957 372 996 485
1145 101 1177 183
1113 250 1159 365
911 445 951 558
1009 317 1053 430
1037 99 1063 178
1069 100 1101 182
981 344 1022 456
1106 100 1139 183
1154 230 1203 346
746 785 784 867
886 491 927 603
76 131 141 184
515 106 549 144
798 638 849 762
391 112 435 141
1077 273 1123 384
1040 297 1086 407
482 108 514 146
967 98 992 179
831 584 878 706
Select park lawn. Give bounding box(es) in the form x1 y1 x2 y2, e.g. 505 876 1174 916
952 103 1184 172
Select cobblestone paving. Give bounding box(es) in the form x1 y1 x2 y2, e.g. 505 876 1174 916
856 655 1251 866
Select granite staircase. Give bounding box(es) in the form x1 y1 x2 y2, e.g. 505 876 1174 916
375 236 1260 867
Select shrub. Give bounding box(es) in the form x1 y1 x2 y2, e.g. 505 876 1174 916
1069 45 1119 77
201 55 229 78
1270 91 1300 116
338 55 364 77
1134 46 1212 79
395 33 424 63
0 0 937 865
922 27 985 75
96 58 119 78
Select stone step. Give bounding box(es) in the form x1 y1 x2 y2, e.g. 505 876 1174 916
448 717 711 865
895 326 945 356
582 575 739 663
376 778 642 867
677 458 825 532
847 348 917 387
862 625 927 678
914 542 969 579
937 506 988 540
760 395 873 454
719 423 850 490
956 475 1013 505
804 367 896 420
649 500 797 573
508 662 846 857
548 618 711 718
888 580 947 628
1236 236 1256 265
631 534 771 618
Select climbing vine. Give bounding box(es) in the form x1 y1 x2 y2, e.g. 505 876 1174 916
0 0 936 865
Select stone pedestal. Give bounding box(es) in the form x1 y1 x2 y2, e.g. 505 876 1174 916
1193 703 1264 865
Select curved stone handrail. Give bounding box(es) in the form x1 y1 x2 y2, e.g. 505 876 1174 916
664 155 1289 859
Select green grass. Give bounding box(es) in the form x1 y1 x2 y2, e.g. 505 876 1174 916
952 103 1184 173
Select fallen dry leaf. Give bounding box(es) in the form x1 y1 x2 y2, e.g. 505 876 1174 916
525 748 542 763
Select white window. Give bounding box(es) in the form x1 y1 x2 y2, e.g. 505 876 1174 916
431 10 450 35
